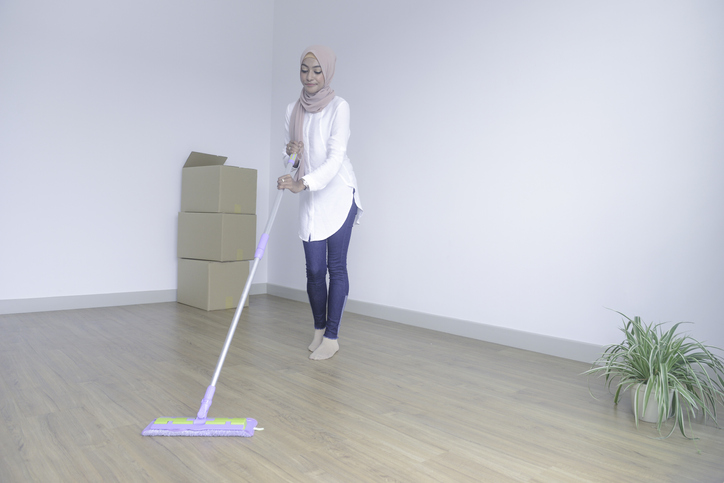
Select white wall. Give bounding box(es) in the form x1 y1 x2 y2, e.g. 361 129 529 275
0 1 274 300
268 1 724 348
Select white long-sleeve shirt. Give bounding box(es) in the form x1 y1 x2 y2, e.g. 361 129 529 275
284 96 363 242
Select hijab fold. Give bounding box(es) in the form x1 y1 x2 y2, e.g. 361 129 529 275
290 45 337 180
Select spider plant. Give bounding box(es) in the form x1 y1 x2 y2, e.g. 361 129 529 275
584 311 724 439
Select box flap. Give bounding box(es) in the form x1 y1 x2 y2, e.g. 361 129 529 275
184 151 227 168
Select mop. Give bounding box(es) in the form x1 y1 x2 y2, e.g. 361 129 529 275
142 155 296 437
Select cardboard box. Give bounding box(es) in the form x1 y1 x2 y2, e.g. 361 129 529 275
178 212 256 261
181 152 257 214
177 259 250 311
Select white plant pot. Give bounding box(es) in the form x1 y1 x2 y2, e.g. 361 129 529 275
631 383 673 423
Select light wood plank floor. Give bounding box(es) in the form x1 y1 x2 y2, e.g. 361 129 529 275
1 295 722 482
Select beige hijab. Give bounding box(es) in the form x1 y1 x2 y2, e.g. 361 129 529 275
289 45 337 179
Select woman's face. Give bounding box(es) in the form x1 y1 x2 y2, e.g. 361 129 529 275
300 55 325 95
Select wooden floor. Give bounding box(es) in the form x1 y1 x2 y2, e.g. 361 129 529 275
1 295 723 482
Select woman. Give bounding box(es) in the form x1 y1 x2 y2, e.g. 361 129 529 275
277 45 363 361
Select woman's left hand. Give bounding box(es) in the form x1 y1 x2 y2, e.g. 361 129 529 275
277 175 305 193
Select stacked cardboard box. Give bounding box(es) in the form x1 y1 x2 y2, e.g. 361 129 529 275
177 152 257 311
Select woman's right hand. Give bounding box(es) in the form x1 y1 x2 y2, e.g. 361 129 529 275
286 141 303 168
286 141 303 156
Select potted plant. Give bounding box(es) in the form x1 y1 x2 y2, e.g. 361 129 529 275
584 311 724 439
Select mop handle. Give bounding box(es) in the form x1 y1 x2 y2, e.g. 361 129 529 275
208 155 296 387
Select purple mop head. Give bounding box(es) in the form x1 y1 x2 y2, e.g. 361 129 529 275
142 386 257 436
141 417 257 437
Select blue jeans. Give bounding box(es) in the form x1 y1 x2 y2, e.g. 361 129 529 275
302 200 358 340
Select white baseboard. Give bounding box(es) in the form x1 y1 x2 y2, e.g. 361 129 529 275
0 283 268 316
0 290 179 315
0 283 603 364
266 283 603 364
